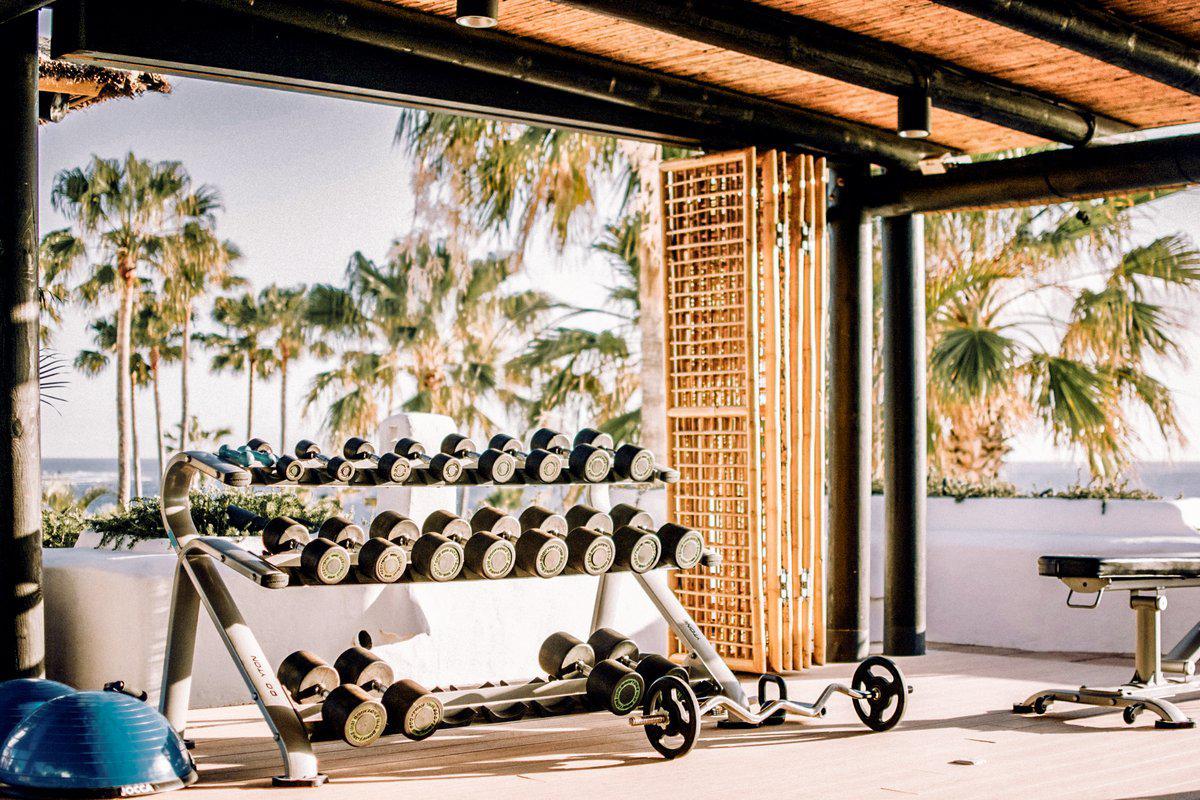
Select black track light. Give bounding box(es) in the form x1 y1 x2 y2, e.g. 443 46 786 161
456 0 499 28
897 89 931 140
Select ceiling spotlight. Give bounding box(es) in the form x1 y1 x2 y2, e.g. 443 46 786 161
897 89 931 140
456 0 499 28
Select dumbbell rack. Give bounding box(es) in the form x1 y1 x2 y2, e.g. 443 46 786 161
156 448 746 787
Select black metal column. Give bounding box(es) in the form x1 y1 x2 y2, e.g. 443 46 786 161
0 11 45 679
826 164 873 662
881 213 927 656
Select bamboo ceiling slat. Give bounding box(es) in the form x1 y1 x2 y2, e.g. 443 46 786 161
374 0 1200 155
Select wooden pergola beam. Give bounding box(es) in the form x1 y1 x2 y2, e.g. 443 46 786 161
550 0 1132 146
929 0 1200 96
0 0 50 25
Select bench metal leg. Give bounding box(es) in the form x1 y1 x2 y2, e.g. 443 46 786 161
160 561 201 735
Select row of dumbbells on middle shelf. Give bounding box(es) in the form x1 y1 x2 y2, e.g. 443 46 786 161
218 427 673 486
229 501 709 586
281 628 704 747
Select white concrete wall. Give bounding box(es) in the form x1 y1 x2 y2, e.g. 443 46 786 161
44 412 669 707
869 496 1200 654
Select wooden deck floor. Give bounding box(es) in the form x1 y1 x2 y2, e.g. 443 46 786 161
185 647 1200 800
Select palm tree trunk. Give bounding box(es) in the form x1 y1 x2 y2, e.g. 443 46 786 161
130 378 142 498
180 312 191 451
246 356 255 440
115 259 134 508
151 350 165 475
279 353 288 453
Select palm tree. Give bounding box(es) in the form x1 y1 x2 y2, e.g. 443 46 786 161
43 153 195 507
258 284 330 452
305 235 555 438
203 292 277 440
923 194 1200 484
158 195 243 452
164 417 234 451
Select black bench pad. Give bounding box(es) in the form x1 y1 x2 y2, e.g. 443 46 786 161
1039 555 1200 580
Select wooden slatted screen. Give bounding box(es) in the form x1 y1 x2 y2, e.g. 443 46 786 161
663 148 826 674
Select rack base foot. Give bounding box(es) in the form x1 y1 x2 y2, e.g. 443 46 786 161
272 774 328 788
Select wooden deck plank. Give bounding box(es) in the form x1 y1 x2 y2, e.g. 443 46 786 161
181 648 1200 799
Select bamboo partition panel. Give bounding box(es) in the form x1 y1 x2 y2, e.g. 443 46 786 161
662 148 827 674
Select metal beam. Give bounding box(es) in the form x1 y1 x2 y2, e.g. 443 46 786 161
864 133 1200 216
0 12 45 679
881 213 926 657
550 0 1131 146
0 1 51 26
929 0 1200 96
52 0 751 149
825 164 873 663
161 0 950 167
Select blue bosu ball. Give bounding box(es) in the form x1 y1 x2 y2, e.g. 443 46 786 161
0 691 197 798
0 679 75 744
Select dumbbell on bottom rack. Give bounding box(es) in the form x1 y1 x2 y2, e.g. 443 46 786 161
538 632 646 716
574 428 657 482
610 504 706 571
470 505 568 579
277 651 387 747
586 628 691 689
334 646 443 741
520 505 614 577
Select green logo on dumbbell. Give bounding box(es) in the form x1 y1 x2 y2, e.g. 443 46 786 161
539 540 567 576
406 700 442 739
320 550 351 583
612 675 642 713
346 705 386 746
432 545 464 581
633 538 661 572
486 544 514 579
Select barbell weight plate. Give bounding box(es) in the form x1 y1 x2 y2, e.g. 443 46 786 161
850 656 909 732
642 675 701 760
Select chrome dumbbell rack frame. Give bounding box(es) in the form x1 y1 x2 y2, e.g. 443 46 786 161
156 449 745 786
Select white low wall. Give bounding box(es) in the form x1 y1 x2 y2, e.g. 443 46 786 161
870 496 1200 654
44 412 668 707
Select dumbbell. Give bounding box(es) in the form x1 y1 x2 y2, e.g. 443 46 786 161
574 428 657 482
470 505 568 579
342 437 409 484
587 627 689 687
372 510 463 582
334 646 442 741
276 439 355 483
217 440 275 469
602 504 663 573
440 434 518 484
488 434 563 483
611 504 706 570
227 505 350 585
393 437 464 484
277 650 386 747
318 514 408 583
529 428 612 483
518 505 610 575
422 510 514 579
537 632 645 716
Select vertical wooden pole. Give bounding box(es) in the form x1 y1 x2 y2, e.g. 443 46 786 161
825 163 872 663
882 213 927 655
0 10 45 679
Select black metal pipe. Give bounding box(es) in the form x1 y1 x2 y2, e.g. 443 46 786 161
550 0 1131 145
825 163 873 663
930 0 1200 96
176 0 949 166
881 213 927 657
0 12 45 680
864 133 1200 216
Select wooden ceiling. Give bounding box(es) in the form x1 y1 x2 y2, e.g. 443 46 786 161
377 0 1200 155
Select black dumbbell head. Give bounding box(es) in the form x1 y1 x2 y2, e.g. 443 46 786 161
569 444 613 483
335 645 395 688
319 516 366 547
565 505 613 534
586 659 644 716
343 437 375 460
246 438 274 455
613 525 662 574
409 534 465 582
524 449 563 483
277 455 307 482
565 528 615 576
356 537 408 583
470 505 521 539
514 529 569 579
529 428 570 453
609 504 653 532
588 628 640 662
325 456 357 483
377 452 413 484
429 453 464 484
488 434 521 453
295 439 320 457
278 650 338 700
322 684 387 747
394 437 425 457
423 510 471 540
574 427 614 450
658 523 706 570
382 679 443 741
635 653 689 686
440 433 475 457
614 444 656 482
477 448 518 483
261 516 310 554
464 532 516 579
370 510 420 543
538 632 594 678
518 505 568 538
300 538 352 584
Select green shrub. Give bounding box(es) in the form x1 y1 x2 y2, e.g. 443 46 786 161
42 506 89 548
869 474 1159 502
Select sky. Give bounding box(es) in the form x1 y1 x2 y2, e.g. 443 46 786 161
35 69 1200 465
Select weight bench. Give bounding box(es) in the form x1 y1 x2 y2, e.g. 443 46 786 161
1013 555 1200 728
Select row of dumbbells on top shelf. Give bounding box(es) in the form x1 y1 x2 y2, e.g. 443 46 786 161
281 628 696 748
216 427 672 486
230 501 710 586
